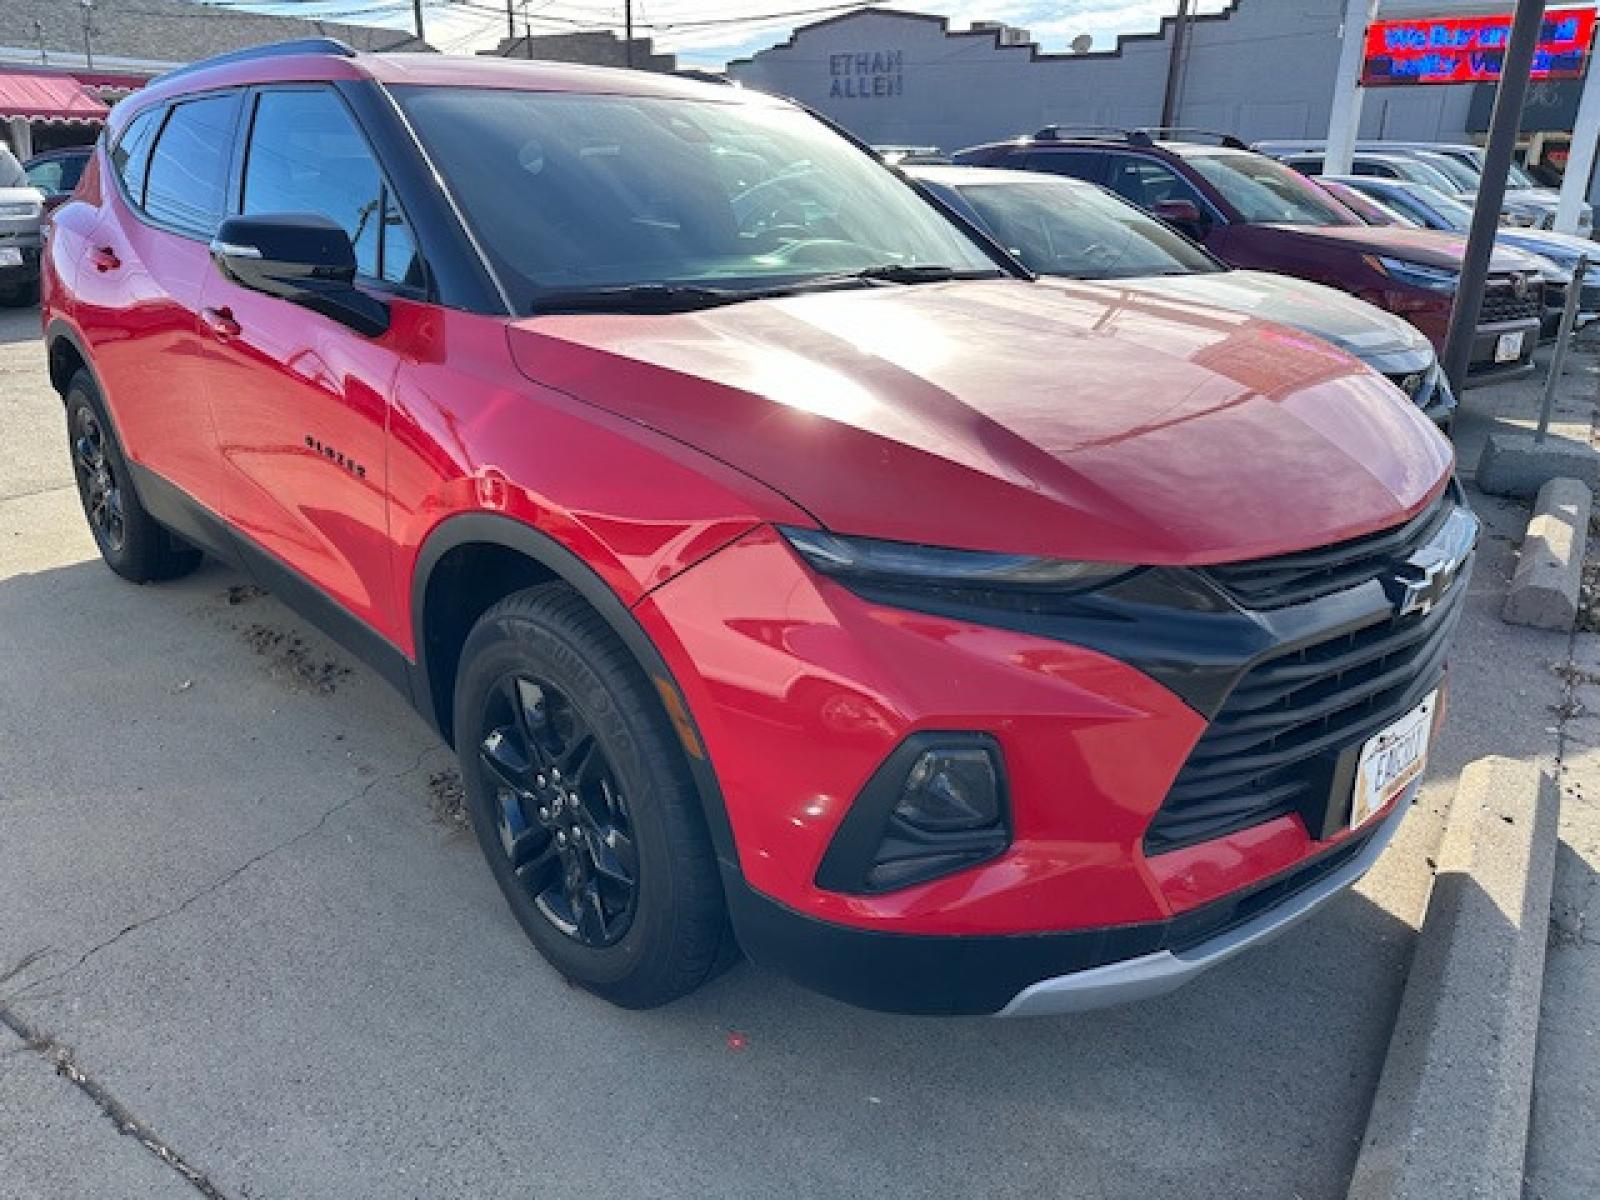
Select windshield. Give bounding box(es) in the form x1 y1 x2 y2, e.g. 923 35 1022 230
1186 151 1359 227
1414 153 1480 192
949 176 1218 279
1508 160 1537 187
1322 182 1417 227
395 87 999 313
1411 186 1474 232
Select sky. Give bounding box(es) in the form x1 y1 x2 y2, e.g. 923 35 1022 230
238 0 1237 69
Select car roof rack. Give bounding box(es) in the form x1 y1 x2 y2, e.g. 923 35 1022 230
1032 125 1156 146
1135 127 1249 149
155 37 357 84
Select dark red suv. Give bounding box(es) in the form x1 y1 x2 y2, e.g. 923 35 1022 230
955 128 1547 386
43 42 1474 1015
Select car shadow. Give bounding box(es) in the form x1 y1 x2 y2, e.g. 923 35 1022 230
0 304 40 345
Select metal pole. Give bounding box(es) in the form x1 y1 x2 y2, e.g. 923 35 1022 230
1556 37 1600 234
1537 254 1588 443
1325 0 1377 176
625 0 635 68
506 0 516 42
1160 0 1192 129
412 0 425 43
1443 0 1547 397
80 0 94 71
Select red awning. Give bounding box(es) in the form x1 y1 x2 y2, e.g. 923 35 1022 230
0 72 109 122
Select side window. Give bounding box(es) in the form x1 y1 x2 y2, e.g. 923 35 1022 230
1020 149 1107 183
1288 158 1324 176
1105 156 1206 212
25 158 63 193
144 95 238 235
1355 161 1397 179
111 107 163 204
242 88 421 288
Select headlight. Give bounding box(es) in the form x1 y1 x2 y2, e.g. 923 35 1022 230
1367 255 1459 293
0 201 37 218
778 526 1132 593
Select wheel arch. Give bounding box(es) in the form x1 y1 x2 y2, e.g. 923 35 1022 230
410 512 741 873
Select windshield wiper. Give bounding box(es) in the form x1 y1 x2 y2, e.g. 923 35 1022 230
532 283 755 315
848 263 1005 283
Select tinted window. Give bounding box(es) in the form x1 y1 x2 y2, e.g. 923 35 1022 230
1105 156 1207 211
242 88 420 287
25 154 84 194
111 108 163 204
144 95 237 234
1354 161 1399 179
953 177 1218 279
1019 149 1107 183
395 87 997 313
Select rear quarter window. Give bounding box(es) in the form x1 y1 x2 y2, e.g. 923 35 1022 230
110 107 163 204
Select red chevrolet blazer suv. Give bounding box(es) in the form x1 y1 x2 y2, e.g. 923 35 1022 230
41 40 1475 1015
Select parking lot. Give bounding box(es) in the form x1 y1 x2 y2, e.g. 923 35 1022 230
0 295 1581 1199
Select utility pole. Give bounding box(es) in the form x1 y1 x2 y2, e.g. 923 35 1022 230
1442 0 1547 395
1324 0 1378 176
506 0 516 43
80 0 95 71
34 19 47 66
412 0 425 44
625 0 634 68
1160 0 1191 129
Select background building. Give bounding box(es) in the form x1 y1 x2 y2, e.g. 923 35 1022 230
729 1 1600 204
0 0 431 158
480 31 677 73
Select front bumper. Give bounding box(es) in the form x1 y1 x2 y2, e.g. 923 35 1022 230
0 231 40 288
639 496 1471 1014
1464 317 1540 386
724 793 1411 1016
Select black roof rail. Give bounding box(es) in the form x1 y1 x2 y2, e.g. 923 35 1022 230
1033 125 1154 146
1136 127 1249 150
154 37 357 85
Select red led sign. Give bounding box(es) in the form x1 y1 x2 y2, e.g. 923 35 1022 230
1361 7 1597 86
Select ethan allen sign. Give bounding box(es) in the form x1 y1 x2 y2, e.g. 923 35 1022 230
829 50 903 98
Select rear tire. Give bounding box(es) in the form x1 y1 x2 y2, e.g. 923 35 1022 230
453 582 731 1008
65 370 202 583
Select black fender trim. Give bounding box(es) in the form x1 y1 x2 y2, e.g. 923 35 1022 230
411 513 742 875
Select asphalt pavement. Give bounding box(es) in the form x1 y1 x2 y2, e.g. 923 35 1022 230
0 303 1571 1199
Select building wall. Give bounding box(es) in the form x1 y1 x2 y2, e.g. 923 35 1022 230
0 0 430 68
481 32 676 73
728 2 1571 188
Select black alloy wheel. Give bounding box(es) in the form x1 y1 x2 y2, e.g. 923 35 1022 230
477 672 640 947
71 405 127 555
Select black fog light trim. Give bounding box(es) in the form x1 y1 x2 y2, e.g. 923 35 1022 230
815 732 1010 895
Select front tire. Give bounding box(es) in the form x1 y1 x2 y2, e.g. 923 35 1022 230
453 583 730 1008
65 370 201 583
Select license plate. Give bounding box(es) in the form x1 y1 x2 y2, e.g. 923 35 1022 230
1495 330 1525 363
1350 692 1436 830
0 247 20 267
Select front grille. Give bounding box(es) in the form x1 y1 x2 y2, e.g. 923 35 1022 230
1481 275 1543 324
1147 576 1466 854
1201 488 1453 610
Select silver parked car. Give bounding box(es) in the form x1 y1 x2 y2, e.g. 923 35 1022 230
0 143 44 306
909 164 1455 426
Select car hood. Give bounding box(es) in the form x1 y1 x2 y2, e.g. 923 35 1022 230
1081 270 1433 371
1262 222 1544 273
507 280 1452 566
1495 226 1600 266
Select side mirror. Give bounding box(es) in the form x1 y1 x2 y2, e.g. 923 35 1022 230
210 213 388 337
1153 198 1206 233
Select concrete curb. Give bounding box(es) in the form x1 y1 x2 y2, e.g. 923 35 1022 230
1478 432 1600 499
1347 757 1559 1200
1503 477 1592 631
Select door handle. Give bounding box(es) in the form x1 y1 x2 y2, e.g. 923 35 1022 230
89 245 120 273
200 306 241 340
